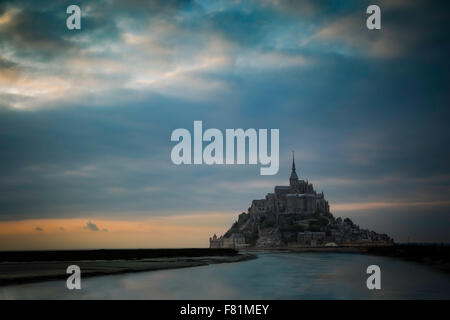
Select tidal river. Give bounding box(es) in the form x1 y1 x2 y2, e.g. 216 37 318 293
1 252 450 299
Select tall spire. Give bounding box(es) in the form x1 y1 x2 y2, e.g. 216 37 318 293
290 151 298 182
292 151 296 172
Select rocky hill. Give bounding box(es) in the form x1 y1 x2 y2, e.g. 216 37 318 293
210 155 393 248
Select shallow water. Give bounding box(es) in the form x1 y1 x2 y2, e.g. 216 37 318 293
1 252 450 299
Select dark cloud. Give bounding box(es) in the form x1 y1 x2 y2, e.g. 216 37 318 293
0 56 17 69
34 227 43 231
0 0 185 60
312 0 450 60
85 221 99 231
0 4 73 60
84 221 108 232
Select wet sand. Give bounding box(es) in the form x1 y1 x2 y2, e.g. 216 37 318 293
0 249 255 286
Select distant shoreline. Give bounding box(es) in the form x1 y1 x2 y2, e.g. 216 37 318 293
0 248 240 262
365 244 450 274
0 248 256 287
244 244 450 273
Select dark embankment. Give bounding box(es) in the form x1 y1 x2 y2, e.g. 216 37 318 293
0 248 239 262
367 244 450 273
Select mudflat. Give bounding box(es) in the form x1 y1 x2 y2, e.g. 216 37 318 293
0 248 255 286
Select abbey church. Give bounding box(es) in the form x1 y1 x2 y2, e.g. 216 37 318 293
250 154 330 216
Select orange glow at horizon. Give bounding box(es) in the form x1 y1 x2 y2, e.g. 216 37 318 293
332 200 450 212
0 213 234 251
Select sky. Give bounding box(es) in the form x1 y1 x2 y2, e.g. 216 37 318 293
0 0 449 249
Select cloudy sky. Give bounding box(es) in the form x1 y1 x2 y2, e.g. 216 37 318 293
0 0 449 249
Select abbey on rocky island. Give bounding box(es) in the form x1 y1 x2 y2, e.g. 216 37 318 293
210 153 393 249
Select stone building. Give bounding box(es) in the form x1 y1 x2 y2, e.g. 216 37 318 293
249 154 330 215
297 231 326 246
209 233 248 249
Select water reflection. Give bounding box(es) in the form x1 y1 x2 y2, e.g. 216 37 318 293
1 253 450 299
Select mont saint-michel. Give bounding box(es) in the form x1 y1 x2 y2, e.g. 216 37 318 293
210 154 393 249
